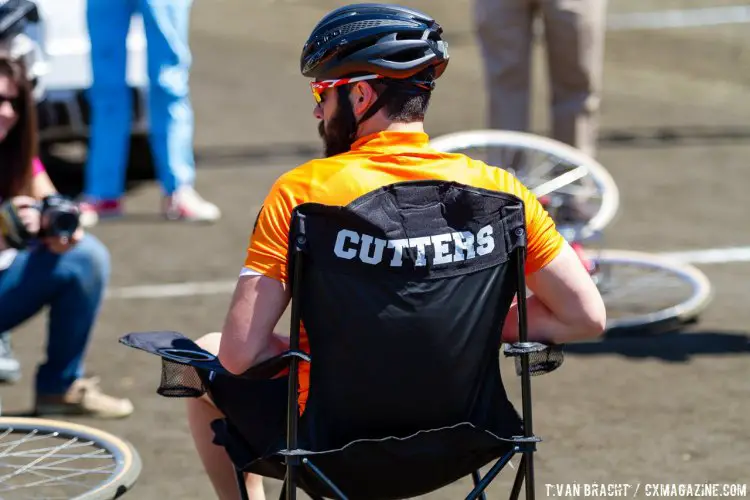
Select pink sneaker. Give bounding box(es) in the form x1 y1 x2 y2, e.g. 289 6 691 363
162 187 221 223
78 199 123 228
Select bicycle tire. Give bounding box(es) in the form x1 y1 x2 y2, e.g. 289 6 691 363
588 249 714 335
0 416 142 500
428 129 620 238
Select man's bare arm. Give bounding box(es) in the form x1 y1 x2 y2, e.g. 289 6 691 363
502 242 606 344
217 275 291 375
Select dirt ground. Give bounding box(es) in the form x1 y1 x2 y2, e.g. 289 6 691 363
4 0 750 498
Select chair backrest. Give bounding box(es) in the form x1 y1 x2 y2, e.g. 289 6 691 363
289 180 527 451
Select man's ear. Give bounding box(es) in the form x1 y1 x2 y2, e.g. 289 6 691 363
351 81 376 116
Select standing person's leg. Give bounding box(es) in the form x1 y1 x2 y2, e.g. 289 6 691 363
0 235 133 418
539 0 607 157
474 0 536 135
139 0 220 222
81 0 137 227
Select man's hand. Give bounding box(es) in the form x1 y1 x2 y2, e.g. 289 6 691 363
43 227 84 254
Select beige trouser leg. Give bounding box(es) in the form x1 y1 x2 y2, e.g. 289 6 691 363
474 0 607 157
539 0 607 157
474 0 536 134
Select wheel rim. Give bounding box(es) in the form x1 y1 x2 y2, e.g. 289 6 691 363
588 250 713 332
429 130 620 241
0 420 137 499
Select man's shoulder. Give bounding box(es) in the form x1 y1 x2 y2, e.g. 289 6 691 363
270 155 366 205
453 155 520 192
271 156 349 190
461 155 504 175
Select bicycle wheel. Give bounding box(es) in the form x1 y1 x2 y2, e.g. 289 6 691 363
586 249 713 335
428 130 620 241
0 417 141 499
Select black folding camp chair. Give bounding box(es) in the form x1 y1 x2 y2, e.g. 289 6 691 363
120 180 564 500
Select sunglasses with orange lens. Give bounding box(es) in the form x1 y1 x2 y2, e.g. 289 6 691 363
310 74 384 103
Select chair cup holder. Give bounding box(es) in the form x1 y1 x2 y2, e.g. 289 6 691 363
502 342 564 376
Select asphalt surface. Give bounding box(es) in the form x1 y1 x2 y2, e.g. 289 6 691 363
4 1 750 498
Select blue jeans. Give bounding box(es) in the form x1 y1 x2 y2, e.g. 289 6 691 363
0 234 111 394
85 0 196 199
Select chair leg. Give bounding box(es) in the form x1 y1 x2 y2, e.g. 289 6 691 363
280 477 326 500
525 451 536 500
302 458 348 500
471 470 487 500
465 449 516 500
509 455 526 500
235 467 250 500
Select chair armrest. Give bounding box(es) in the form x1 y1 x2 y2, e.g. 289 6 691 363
234 350 311 380
119 331 311 382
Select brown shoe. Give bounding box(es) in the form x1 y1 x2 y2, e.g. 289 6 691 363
35 377 134 419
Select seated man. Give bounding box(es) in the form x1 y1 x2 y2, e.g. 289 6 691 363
185 4 606 499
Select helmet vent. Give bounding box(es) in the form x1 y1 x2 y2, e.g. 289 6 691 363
321 19 418 42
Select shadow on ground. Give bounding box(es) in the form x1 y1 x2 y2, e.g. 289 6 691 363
598 125 750 149
566 329 750 363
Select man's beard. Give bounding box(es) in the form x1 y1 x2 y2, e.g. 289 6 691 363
318 103 357 158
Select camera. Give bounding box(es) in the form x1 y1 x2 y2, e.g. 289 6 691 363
39 194 80 238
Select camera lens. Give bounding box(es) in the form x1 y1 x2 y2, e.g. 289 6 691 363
49 212 79 237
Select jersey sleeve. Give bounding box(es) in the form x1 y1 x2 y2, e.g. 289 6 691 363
510 175 566 274
242 178 296 283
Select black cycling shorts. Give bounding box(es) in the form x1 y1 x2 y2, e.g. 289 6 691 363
206 372 289 480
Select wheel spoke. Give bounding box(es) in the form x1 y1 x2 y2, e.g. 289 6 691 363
0 436 80 483
428 130 620 236
529 165 589 197
0 463 116 493
0 419 141 498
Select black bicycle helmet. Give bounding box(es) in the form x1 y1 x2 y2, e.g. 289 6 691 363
300 3 449 82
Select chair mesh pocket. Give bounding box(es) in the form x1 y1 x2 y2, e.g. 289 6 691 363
503 342 564 376
157 358 207 398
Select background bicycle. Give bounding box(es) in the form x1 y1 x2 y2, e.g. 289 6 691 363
428 130 714 336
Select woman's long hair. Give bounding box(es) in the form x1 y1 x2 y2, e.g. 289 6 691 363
0 50 37 199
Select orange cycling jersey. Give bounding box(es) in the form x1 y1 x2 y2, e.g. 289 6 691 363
242 131 565 411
